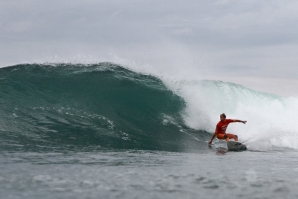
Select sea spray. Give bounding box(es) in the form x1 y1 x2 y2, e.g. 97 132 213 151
164 79 298 150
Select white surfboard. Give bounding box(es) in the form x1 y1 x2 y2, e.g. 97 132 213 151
227 141 247 151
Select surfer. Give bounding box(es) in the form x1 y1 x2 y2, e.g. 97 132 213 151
208 113 247 145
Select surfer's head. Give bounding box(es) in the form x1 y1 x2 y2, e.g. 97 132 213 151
220 113 226 121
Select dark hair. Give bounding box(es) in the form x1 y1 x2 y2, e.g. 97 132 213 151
220 113 226 118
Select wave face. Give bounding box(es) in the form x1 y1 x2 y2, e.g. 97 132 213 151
1 63 298 152
0 63 209 152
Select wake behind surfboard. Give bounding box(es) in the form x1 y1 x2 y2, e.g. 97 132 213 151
227 141 247 151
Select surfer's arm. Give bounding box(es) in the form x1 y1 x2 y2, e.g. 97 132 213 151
233 119 247 124
208 132 216 145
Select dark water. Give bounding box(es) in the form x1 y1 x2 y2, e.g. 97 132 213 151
1 63 298 199
0 63 209 152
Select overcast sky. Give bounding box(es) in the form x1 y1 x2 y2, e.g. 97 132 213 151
1 0 298 96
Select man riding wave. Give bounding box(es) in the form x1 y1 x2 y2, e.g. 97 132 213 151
208 113 247 145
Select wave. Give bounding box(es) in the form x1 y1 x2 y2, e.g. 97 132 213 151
1 62 298 152
0 63 209 152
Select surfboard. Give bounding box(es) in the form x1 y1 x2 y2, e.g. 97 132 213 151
227 141 247 151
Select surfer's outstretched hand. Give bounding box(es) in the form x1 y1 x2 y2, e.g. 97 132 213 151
243 121 247 124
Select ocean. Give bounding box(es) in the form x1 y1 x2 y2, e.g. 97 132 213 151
1 63 298 199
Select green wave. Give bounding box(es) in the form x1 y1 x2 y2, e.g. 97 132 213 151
0 63 209 152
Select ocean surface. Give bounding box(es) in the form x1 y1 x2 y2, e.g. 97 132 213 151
1 63 298 199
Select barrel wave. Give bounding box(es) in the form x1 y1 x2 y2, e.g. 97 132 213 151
2 63 298 153
0 63 209 152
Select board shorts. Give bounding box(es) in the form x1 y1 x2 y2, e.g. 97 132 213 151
217 133 228 139
217 133 238 140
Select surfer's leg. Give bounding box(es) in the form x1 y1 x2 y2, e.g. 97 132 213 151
217 134 230 141
226 134 238 141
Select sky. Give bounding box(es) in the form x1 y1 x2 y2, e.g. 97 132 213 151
1 0 298 96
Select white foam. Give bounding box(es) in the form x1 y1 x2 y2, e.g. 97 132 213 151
164 79 298 151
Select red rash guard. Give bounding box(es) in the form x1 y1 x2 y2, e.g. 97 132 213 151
216 119 235 135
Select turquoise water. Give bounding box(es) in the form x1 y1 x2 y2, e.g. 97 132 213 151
1 63 298 198
0 63 209 152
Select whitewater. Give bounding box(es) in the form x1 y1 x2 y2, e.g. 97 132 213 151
1 62 298 199
165 79 298 151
